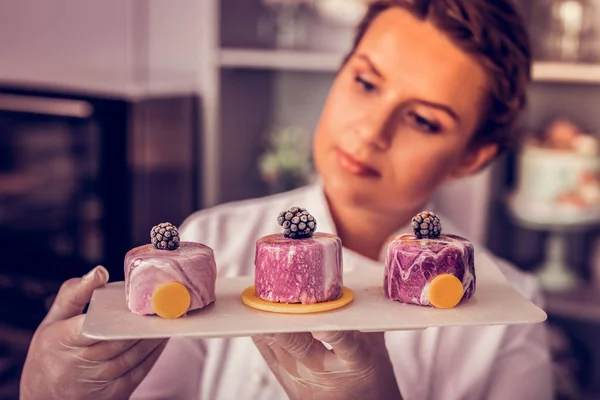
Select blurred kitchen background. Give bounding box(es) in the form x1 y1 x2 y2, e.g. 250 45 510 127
0 0 599 398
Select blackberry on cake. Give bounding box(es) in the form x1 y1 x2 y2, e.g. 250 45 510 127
278 206 317 238
151 222 180 250
411 211 441 239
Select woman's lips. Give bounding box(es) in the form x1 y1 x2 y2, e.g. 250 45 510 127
336 149 380 177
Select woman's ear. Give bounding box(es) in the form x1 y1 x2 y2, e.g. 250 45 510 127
448 143 498 180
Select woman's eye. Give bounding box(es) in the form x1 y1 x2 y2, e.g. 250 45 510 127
354 75 377 93
410 112 441 133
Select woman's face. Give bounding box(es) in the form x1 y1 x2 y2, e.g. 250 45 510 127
313 8 494 216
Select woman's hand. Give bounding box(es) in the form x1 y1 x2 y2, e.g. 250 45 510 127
20 266 167 400
252 330 402 400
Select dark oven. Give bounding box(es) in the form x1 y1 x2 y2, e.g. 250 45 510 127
0 85 201 330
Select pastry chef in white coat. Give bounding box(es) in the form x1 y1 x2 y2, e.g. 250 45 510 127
21 1 553 399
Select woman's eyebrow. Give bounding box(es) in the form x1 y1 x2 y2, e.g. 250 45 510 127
356 53 460 123
356 54 384 79
411 99 460 122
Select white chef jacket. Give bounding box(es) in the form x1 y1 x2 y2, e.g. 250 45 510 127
132 184 553 400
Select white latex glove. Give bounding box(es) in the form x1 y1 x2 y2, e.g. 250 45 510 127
252 330 402 400
20 266 167 400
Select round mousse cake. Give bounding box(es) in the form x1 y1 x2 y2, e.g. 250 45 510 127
124 222 217 319
383 212 475 309
254 206 343 305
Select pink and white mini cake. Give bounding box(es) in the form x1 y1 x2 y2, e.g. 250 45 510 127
124 222 217 318
254 207 343 305
384 212 475 309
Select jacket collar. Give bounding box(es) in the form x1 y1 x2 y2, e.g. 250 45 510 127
302 181 414 264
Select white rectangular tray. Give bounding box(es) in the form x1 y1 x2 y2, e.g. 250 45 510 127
82 252 547 340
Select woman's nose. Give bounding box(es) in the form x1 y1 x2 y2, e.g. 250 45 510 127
353 108 394 151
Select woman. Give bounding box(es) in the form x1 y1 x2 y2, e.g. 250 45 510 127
21 1 553 399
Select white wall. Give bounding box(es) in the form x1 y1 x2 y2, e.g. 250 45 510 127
0 1 130 86
147 0 202 84
0 0 201 97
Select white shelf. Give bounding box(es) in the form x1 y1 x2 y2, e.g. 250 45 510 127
531 62 600 84
0 66 199 100
219 48 344 72
220 49 600 84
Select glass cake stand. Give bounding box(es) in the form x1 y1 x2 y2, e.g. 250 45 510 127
507 195 600 291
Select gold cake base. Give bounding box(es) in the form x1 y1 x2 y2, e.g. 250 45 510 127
241 286 354 314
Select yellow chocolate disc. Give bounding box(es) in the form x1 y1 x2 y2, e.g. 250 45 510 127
152 281 191 319
241 286 354 314
428 274 464 309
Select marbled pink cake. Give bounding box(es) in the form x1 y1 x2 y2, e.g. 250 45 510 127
124 242 217 315
255 232 343 304
384 234 475 306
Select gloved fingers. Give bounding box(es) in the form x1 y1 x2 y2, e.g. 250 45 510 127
92 338 167 382
252 334 303 396
312 331 368 364
253 333 328 372
252 335 279 366
51 314 99 349
82 338 142 362
81 338 167 399
271 333 322 361
271 333 329 371
113 339 167 396
43 266 109 325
